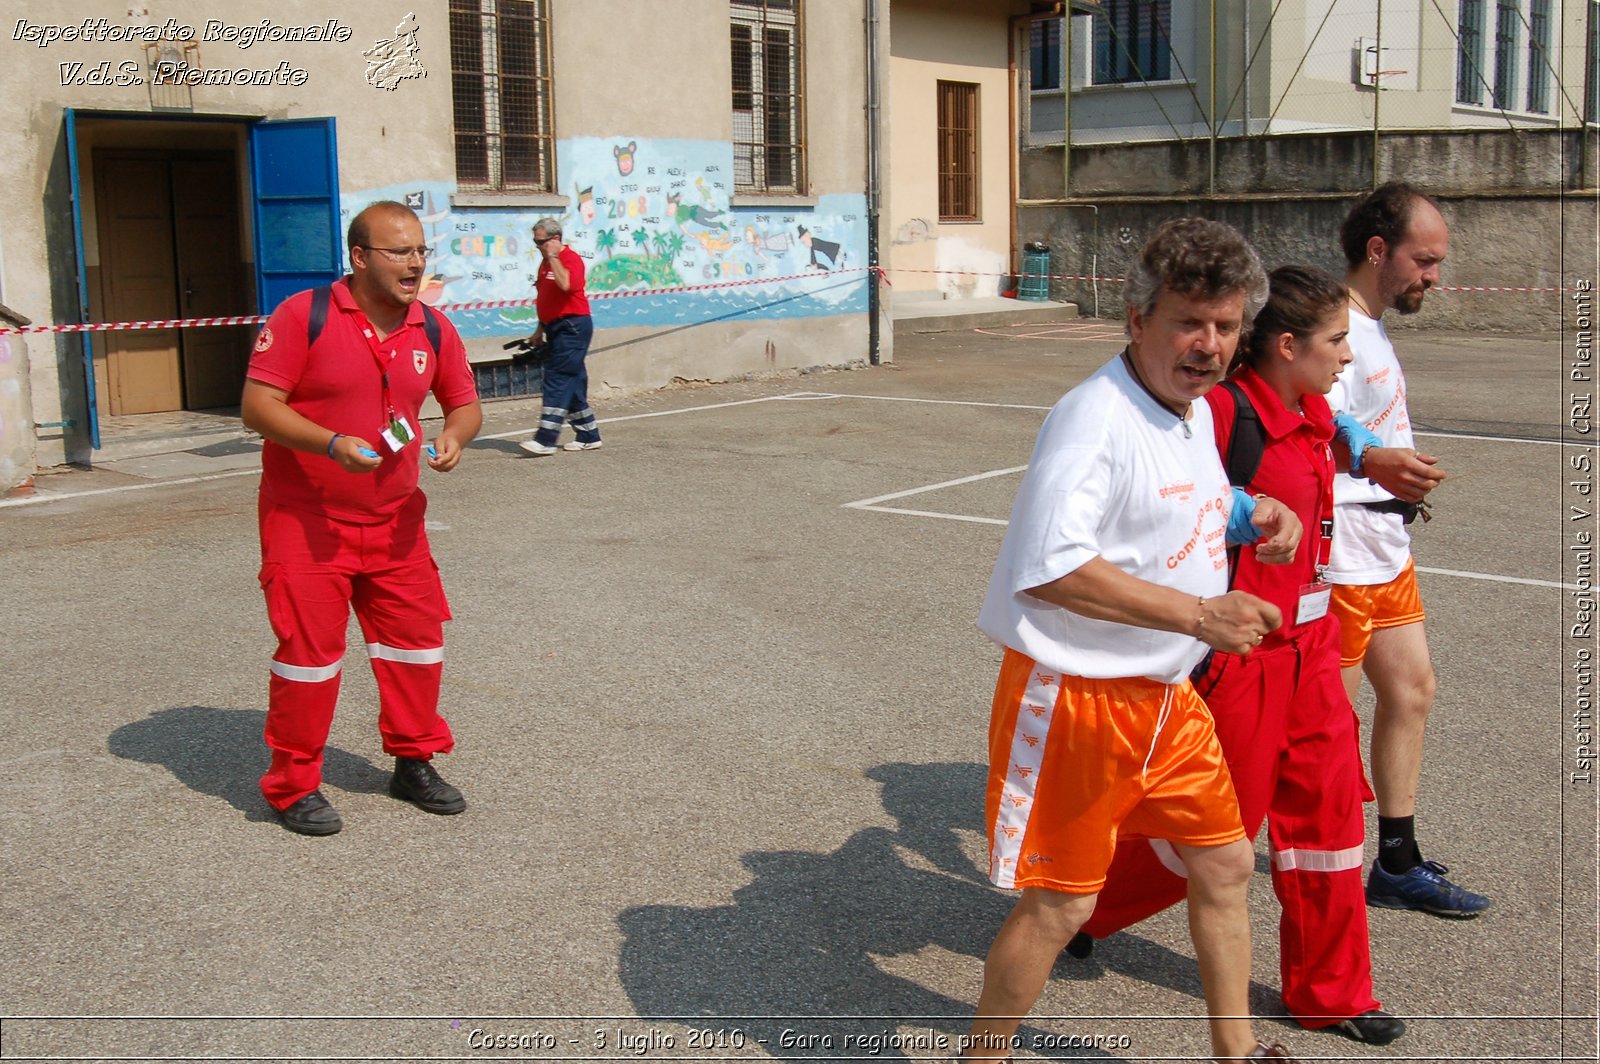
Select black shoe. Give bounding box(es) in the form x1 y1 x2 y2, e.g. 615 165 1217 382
389 757 466 815
1332 1010 1406 1045
279 790 343 835
1065 932 1095 959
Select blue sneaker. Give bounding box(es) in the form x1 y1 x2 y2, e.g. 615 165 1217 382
1366 859 1490 917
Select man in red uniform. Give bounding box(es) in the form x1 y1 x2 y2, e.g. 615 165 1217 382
519 217 601 456
242 200 483 836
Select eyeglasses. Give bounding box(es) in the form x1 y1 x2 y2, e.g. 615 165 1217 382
534 236 555 245
360 245 434 263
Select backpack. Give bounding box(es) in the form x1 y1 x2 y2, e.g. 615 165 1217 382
306 283 442 356
1190 378 1266 690
1214 379 1266 489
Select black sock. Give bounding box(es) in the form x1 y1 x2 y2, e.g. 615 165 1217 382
1377 816 1420 874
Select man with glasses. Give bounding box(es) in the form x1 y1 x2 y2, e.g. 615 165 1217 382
241 200 482 836
519 218 602 456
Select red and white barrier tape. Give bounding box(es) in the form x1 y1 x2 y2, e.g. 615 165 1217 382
0 268 870 336
0 264 1570 335
887 266 1576 293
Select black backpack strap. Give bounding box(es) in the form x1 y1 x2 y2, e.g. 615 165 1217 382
306 285 332 349
1220 379 1266 488
421 304 442 355
306 284 441 356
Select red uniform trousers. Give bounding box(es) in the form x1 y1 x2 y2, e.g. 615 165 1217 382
257 491 455 810
1078 615 1380 1026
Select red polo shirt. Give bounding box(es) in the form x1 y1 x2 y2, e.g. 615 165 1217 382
247 278 479 524
535 247 591 323
1205 367 1336 645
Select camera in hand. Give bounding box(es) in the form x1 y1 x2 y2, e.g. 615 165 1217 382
503 334 550 367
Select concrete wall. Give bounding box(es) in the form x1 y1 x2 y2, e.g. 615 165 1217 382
0 306 37 495
1024 128 1597 198
4 0 876 470
1019 129 1598 333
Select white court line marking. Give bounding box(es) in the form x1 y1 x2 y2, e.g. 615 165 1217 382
851 505 1008 526
814 393 1053 411
844 467 1583 590
1413 429 1576 447
480 394 794 440
7 391 1582 510
1415 566 1578 590
0 468 260 509
844 465 1029 509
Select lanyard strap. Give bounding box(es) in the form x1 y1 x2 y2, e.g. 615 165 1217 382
352 311 402 421
1314 438 1335 575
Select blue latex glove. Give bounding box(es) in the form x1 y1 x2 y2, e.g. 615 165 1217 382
1225 487 1258 545
1333 412 1382 473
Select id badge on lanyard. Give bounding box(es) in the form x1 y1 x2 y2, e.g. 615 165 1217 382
359 321 417 455
1296 441 1336 625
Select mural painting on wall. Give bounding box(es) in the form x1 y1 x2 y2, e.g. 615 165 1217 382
339 138 867 341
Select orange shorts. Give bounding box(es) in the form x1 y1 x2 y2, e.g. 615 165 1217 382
1329 558 1426 668
985 648 1245 895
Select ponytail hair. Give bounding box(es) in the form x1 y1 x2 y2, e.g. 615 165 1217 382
1232 264 1347 374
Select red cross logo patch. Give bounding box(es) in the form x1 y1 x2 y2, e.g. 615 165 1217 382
413 349 428 375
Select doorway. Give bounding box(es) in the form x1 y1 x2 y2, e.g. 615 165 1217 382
92 150 251 415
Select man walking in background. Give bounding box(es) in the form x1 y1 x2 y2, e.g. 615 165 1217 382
520 218 602 456
1329 182 1489 916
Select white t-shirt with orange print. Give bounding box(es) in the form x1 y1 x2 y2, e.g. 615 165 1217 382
1326 308 1415 584
979 355 1234 685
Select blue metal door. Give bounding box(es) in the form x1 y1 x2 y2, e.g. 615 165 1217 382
63 108 100 448
249 118 343 315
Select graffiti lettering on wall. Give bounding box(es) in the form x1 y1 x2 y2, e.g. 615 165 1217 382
340 138 866 339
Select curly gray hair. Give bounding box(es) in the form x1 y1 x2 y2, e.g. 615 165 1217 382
533 217 563 239
1123 217 1268 327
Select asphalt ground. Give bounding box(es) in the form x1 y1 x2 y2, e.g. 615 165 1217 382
0 317 1593 1063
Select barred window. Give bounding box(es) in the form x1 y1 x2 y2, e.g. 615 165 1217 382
1456 0 1485 104
1094 0 1171 85
1491 0 1521 111
937 81 978 222
1031 18 1061 91
1590 1 1600 123
449 0 554 191
732 0 805 194
1526 0 1551 113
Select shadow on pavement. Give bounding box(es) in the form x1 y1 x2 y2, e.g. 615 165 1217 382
107 706 389 822
617 761 1120 1060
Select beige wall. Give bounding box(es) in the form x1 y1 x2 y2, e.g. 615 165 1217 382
887 0 1022 298
0 312 37 495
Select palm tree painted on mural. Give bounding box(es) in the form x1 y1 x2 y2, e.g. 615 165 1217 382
596 228 618 259
665 231 688 263
651 231 671 261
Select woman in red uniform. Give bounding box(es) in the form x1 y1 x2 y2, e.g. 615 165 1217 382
1069 266 1405 1046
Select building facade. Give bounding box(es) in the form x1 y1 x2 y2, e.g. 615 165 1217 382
0 0 1061 490
1013 0 1598 334
1027 0 1595 144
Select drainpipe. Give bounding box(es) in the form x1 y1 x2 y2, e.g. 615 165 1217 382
1208 0 1217 195
866 0 882 364
1013 6 1061 291
1242 2 1251 135
1372 0 1382 188
1004 9 1030 281
1063 5 1072 196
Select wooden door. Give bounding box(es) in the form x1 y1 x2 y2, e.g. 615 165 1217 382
96 153 182 414
172 158 249 410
